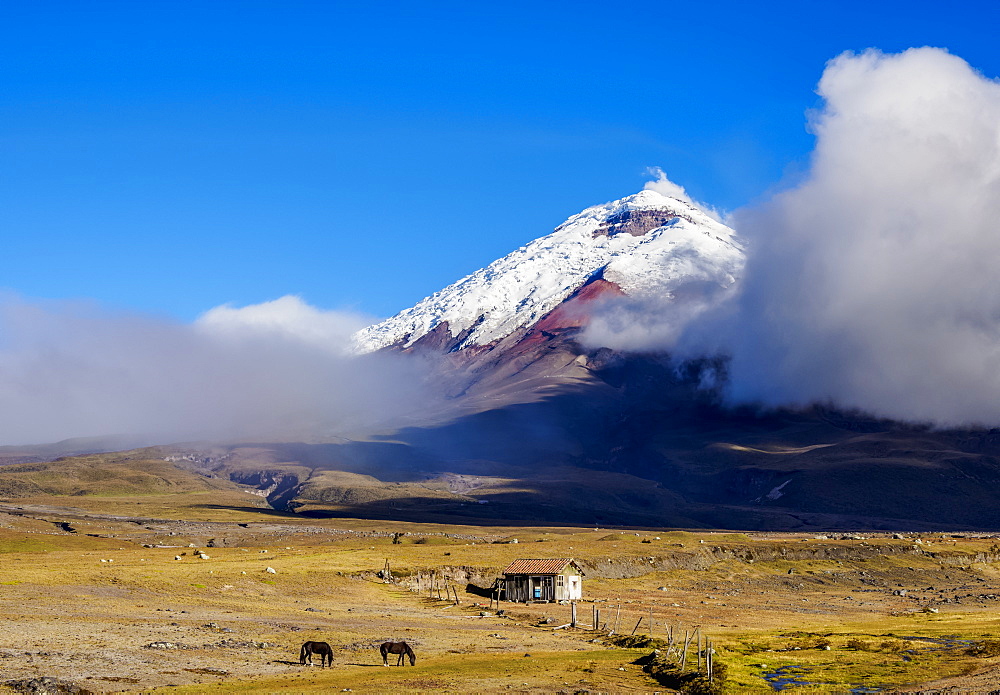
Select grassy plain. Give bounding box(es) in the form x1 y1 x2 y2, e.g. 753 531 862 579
0 487 998 692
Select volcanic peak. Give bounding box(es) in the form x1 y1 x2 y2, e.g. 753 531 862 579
354 189 744 353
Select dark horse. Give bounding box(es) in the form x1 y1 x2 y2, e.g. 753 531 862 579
380 640 416 666
300 641 334 667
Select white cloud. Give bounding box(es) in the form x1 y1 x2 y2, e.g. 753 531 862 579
196 295 370 355
707 48 1000 425
643 167 694 203
644 167 724 221
0 295 437 445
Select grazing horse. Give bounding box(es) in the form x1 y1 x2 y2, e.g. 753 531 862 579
300 641 334 667
380 640 416 666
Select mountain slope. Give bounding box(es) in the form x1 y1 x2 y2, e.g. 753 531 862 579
318 186 1000 530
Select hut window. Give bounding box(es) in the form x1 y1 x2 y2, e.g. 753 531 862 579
557 575 564 587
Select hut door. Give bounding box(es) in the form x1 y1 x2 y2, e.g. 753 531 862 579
532 577 542 599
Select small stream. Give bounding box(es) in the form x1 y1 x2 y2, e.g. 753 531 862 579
762 665 816 690
899 635 974 650
761 664 884 693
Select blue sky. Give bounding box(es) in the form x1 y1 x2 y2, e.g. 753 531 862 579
3 0 998 322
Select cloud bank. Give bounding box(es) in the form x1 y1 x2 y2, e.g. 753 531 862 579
594 48 1000 426
0 295 437 445
721 47 1000 425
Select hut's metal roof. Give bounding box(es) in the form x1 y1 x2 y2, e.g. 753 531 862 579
502 558 579 575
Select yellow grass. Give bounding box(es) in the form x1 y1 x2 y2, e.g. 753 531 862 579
0 489 998 691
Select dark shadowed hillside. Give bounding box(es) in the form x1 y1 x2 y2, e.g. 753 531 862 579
123 344 998 531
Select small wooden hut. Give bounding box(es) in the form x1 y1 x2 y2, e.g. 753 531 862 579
502 558 584 602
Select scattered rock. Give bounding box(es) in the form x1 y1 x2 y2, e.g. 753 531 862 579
5 677 94 694
265 567 276 574
184 667 228 675
211 639 269 649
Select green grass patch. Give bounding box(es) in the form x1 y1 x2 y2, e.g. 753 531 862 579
720 628 983 691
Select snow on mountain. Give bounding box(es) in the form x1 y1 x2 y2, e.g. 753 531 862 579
354 189 745 353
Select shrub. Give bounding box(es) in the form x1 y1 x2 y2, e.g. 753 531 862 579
606 633 670 650
636 650 727 694
878 639 911 653
845 638 873 651
967 639 1000 657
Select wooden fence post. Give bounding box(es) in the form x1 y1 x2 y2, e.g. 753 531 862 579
708 639 714 682
697 627 702 672
571 602 577 628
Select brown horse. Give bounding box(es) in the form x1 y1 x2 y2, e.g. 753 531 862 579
300 641 334 667
380 640 415 666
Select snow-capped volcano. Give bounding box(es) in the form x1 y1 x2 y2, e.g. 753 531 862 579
355 189 744 353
